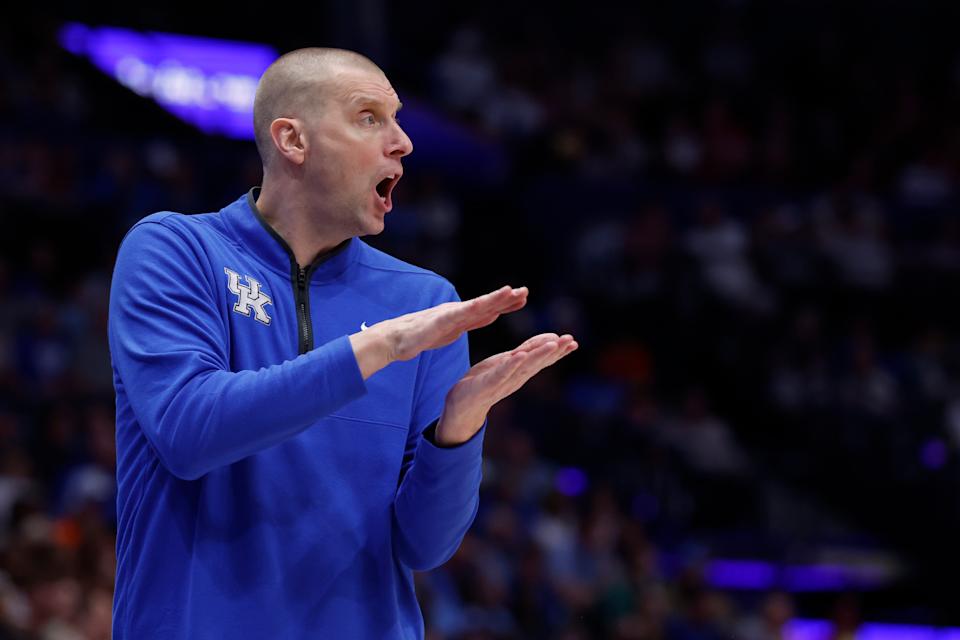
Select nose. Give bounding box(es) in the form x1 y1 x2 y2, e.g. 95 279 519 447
388 120 413 158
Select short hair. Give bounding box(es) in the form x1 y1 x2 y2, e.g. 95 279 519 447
253 48 382 168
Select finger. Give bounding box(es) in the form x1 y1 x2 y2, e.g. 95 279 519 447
464 296 528 330
438 287 528 341
474 338 574 405
433 308 514 346
470 286 523 308
459 291 533 332
458 311 507 334
497 295 528 315
544 337 578 362
510 333 560 354
476 347 531 388
512 333 577 355
516 340 561 372
512 339 577 381
439 287 516 329
467 286 527 317
480 339 578 405
539 339 578 369
481 342 559 399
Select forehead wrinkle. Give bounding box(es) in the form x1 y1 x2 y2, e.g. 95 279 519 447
346 91 403 113
329 69 399 106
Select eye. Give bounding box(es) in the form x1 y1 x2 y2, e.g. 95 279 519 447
360 112 377 126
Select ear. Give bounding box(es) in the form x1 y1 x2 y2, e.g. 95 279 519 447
269 117 306 165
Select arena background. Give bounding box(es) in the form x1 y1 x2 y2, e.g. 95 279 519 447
3 1 960 638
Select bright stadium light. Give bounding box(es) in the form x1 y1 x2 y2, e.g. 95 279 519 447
58 22 278 139
785 620 960 640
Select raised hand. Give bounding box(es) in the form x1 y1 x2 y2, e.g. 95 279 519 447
388 286 528 361
435 333 578 445
348 286 528 379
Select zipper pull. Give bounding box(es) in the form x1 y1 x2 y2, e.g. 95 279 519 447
297 267 306 290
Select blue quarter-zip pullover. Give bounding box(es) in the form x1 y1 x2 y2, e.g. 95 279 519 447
108 189 485 639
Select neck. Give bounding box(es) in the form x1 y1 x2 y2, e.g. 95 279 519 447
255 176 349 267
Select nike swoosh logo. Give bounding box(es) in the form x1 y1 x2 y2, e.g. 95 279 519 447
360 322 369 331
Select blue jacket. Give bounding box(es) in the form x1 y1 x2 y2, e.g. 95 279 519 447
108 189 485 639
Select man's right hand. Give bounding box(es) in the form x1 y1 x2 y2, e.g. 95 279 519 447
348 286 528 379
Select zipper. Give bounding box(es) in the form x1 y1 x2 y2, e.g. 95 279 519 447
294 264 313 354
247 188 350 356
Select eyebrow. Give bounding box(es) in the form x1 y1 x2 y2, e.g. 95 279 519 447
349 94 403 113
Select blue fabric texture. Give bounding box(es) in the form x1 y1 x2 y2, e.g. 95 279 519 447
108 190 485 639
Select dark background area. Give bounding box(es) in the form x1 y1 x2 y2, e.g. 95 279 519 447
3 1 960 638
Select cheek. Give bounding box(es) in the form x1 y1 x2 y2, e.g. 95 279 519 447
313 154 351 187
308 140 376 196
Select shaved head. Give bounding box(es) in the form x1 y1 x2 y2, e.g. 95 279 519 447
253 48 384 168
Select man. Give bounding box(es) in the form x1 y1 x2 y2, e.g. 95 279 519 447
108 47 576 638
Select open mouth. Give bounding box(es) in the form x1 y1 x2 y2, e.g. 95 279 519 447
374 173 400 211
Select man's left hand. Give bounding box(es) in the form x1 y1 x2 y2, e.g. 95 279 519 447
435 333 578 446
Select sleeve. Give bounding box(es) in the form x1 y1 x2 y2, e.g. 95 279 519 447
391 284 487 571
108 221 367 480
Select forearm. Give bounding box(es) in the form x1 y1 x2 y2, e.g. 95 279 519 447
434 403 488 446
348 328 395 379
392 422 486 570
129 335 366 480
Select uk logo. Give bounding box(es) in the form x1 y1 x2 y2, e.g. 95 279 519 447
224 267 273 325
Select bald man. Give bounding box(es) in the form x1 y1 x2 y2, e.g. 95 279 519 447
107 48 576 638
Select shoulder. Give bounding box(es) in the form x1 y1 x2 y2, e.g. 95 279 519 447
117 210 231 267
114 210 225 281
355 240 459 300
123 210 221 244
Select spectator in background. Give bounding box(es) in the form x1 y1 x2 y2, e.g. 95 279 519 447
658 389 750 478
814 192 892 292
736 591 794 640
685 202 772 314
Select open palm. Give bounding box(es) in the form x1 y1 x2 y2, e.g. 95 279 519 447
436 333 578 445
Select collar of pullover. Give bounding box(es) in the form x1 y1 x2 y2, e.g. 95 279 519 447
223 187 360 282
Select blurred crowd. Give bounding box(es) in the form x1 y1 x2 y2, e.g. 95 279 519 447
3 2 960 638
